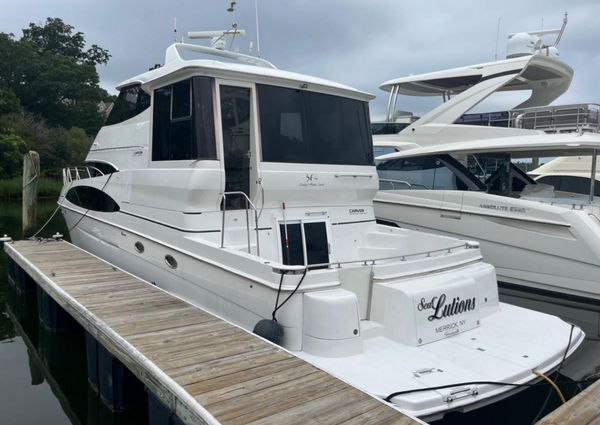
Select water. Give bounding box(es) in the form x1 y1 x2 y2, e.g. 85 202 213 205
0 199 598 424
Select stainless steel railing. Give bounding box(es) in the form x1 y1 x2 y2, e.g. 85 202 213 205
62 166 105 185
378 178 430 190
219 191 260 256
269 241 479 273
509 103 600 133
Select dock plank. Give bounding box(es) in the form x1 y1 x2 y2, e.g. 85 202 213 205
4 240 419 425
537 378 600 425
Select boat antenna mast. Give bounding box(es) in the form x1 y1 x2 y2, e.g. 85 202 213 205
254 0 262 57
166 1 276 69
506 12 568 59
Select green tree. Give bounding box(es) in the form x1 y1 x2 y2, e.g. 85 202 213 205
21 18 110 66
0 18 111 134
0 133 27 178
0 86 21 115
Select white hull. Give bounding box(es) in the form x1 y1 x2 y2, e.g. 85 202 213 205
375 190 600 306
61 203 584 419
58 43 586 420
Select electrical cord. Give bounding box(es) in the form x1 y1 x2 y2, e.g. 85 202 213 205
532 370 566 404
271 268 308 321
384 323 579 404
531 323 575 423
383 377 597 402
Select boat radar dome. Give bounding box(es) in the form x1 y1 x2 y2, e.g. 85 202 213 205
506 32 542 58
506 13 567 59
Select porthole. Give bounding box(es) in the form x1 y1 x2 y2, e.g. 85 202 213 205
134 241 144 253
165 254 178 269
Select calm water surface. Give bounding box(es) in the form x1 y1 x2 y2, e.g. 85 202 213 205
0 198 598 425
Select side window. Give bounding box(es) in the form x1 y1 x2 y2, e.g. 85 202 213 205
373 146 397 165
85 161 118 177
279 221 329 267
105 84 150 125
66 186 119 212
377 157 460 190
152 77 216 161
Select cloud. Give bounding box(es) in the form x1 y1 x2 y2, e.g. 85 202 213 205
1 0 598 119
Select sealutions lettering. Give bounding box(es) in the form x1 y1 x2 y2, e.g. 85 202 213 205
418 294 476 321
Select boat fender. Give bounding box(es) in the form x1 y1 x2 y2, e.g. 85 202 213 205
253 319 284 345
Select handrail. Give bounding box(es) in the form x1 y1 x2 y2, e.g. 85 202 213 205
458 103 600 133
62 166 105 185
379 178 430 190
220 191 260 256
268 241 479 274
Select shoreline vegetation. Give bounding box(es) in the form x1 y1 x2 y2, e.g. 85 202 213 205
0 177 62 200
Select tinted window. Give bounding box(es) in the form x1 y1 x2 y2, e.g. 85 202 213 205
377 155 485 191
537 175 600 196
152 77 216 161
373 146 397 165
85 161 118 176
171 80 191 119
66 186 119 212
105 85 151 125
371 122 409 134
258 85 373 165
279 222 329 266
280 223 304 266
304 222 329 266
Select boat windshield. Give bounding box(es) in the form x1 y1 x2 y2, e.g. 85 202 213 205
377 154 486 191
258 84 373 166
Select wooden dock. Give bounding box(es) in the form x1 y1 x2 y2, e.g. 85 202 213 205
4 239 420 425
537 378 600 425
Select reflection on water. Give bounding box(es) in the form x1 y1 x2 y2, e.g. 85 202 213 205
0 199 147 425
1 199 598 425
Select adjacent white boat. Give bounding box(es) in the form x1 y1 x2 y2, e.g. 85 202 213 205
59 34 583 420
372 24 600 317
530 154 600 196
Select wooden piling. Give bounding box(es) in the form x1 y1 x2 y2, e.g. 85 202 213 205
22 150 40 235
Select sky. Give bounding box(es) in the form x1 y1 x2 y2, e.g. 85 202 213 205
1 0 599 120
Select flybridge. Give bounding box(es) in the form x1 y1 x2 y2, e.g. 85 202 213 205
381 14 573 122
164 28 277 69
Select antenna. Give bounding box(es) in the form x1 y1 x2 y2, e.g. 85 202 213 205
494 17 501 60
255 0 261 57
554 12 568 46
173 17 177 42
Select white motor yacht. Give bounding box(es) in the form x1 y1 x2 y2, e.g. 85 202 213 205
373 21 600 331
59 31 583 420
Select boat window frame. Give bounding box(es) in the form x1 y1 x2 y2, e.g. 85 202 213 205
377 154 486 191
256 83 374 166
214 78 259 202
150 76 218 162
277 218 331 267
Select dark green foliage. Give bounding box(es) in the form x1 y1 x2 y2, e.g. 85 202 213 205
0 86 21 115
21 18 110 66
0 133 27 179
0 18 109 179
0 112 92 178
0 18 111 133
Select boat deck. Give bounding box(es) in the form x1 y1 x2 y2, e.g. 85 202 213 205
4 239 419 425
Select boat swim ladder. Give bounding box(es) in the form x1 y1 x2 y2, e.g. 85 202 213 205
220 191 260 256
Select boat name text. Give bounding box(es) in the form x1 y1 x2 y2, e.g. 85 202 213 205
479 204 526 213
417 294 476 321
